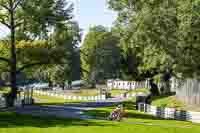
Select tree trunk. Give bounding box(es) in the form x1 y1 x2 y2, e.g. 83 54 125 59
162 71 172 95
62 82 65 90
9 4 17 107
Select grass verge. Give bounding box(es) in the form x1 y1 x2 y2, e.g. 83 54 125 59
0 110 200 133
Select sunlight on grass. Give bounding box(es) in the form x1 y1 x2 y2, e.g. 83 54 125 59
65 89 99 96
0 111 200 133
0 87 10 94
84 101 200 131
33 93 94 105
152 96 185 110
111 90 127 96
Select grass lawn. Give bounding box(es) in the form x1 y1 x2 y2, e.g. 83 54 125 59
152 95 185 110
110 89 127 96
64 89 129 96
83 101 200 133
0 108 200 133
33 93 94 106
111 88 150 97
0 87 10 94
65 89 99 96
151 95 200 112
133 88 150 94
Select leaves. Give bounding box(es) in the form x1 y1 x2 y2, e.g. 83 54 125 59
108 0 200 79
81 26 121 82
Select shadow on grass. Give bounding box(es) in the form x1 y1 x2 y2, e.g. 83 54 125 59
34 102 84 106
34 102 66 106
0 112 115 129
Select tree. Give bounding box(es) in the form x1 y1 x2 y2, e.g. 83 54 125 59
81 25 120 86
49 21 81 89
108 0 200 94
0 0 74 106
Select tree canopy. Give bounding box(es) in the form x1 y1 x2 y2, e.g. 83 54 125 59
81 25 120 85
108 0 200 80
0 0 80 105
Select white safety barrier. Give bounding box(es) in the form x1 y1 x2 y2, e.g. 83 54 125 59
34 90 106 101
138 103 200 123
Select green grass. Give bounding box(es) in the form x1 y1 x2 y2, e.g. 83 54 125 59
0 87 10 94
110 90 127 96
151 95 200 111
151 95 185 110
133 88 150 94
111 88 150 96
33 94 94 106
65 89 99 96
33 94 66 105
83 101 200 132
1 104 200 133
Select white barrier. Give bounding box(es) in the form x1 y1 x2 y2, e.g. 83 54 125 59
0 97 6 108
34 90 106 101
107 80 150 90
34 90 140 101
138 103 200 123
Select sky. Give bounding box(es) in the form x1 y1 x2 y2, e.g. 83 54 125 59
0 0 117 43
72 0 117 32
72 0 117 44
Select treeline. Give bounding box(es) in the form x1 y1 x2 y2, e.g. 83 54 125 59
0 0 81 105
81 0 200 92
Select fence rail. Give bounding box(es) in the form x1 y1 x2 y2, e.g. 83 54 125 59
138 103 200 123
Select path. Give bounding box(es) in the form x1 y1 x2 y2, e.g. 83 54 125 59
1 100 193 129
10 100 120 120
1 94 134 120
8 105 192 129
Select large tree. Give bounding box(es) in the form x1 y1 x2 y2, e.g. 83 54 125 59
108 0 200 94
0 0 74 105
81 25 120 86
49 21 81 89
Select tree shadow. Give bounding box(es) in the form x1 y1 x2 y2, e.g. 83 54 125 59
34 102 66 106
0 112 115 129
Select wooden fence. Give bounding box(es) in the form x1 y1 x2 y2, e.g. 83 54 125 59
171 78 200 105
138 103 200 123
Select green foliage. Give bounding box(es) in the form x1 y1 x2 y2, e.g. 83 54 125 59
108 0 200 80
48 21 81 87
81 25 121 83
0 0 80 88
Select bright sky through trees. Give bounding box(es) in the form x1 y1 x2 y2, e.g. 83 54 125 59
0 0 117 43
